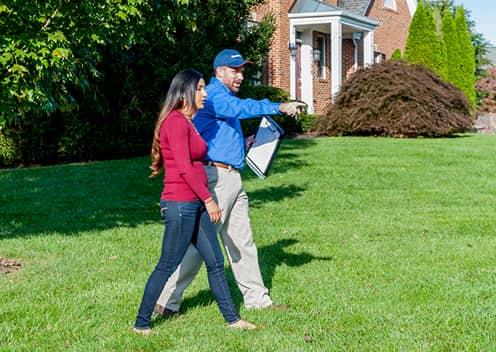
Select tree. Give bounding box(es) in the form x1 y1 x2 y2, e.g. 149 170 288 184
441 10 462 86
404 1 448 80
454 6 476 105
0 0 274 165
0 0 164 126
429 0 490 77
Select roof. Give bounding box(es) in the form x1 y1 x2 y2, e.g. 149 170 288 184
337 0 371 16
289 0 380 28
337 0 418 17
290 0 339 13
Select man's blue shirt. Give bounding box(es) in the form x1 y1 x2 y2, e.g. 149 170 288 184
194 77 281 169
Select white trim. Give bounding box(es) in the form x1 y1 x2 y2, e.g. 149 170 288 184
330 19 342 101
316 34 327 79
383 0 397 11
289 10 379 28
340 17 377 32
301 31 314 113
289 24 296 99
405 0 417 17
363 30 374 67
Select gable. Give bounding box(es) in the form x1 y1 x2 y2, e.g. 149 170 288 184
337 0 417 17
337 0 371 16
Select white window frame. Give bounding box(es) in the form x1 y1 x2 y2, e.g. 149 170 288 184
384 0 396 11
316 35 327 79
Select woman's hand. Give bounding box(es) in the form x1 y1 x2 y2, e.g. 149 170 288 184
205 199 221 223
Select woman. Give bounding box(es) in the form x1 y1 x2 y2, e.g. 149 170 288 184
133 69 255 335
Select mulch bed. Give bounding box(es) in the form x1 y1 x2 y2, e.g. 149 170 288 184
0 257 22 274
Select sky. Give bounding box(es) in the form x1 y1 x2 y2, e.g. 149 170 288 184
453 0 496 46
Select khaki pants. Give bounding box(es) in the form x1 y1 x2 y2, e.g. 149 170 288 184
157 165 272 310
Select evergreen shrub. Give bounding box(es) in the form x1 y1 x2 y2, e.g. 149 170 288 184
404 1 448 80
391 49 402 61
454 6 476 105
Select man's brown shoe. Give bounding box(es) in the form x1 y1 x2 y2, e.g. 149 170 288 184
132 326 152 336
154 304 178 317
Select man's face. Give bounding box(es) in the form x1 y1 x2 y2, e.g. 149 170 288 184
216 66 244 93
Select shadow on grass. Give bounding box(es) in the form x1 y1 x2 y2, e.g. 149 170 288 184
0 157 160 239
248 184 306 209
160 238 332 318
0 138 316 240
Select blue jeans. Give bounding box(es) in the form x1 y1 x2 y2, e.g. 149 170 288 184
134 200 239 328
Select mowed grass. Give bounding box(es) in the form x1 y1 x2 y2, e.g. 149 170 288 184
1 135 495 351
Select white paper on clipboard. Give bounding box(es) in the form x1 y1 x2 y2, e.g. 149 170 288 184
245 116 284 179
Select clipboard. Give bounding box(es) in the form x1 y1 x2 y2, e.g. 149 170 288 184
245 116 284 179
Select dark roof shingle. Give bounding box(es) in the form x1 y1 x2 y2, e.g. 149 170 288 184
337 0 371 16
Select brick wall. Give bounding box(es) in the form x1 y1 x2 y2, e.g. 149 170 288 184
367 0 412 59
251 1 292 92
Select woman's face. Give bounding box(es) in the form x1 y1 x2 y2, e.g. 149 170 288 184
195 78 207 110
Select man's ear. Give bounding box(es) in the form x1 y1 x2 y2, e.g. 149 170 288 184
215 66 224 79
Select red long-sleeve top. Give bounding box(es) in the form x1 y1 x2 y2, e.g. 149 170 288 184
160 110 211 202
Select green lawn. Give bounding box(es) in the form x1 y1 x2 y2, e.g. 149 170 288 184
1 135 495 351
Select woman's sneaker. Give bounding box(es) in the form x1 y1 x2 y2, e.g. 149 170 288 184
132 326 152 336
228 320 257 330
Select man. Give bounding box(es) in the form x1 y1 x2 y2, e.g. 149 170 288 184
155 49 304 312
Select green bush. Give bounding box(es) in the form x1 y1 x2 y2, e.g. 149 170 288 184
0 129 19 167
391 48 402 60
442 10 461 85
298 113 317 133
454 6 476 105
0 0 274 166
238 84 290 102
404 1 448 80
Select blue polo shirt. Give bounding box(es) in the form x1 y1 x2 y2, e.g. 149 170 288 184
194 78 281 169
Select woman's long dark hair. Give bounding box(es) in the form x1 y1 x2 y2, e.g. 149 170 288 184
150 69 204 177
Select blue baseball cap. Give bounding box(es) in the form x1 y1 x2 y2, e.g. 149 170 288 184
213 49 253 68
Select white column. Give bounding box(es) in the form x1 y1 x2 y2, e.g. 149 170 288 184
330 19 342 100
301 30 314 113
289 21 296 99
363 30 375 67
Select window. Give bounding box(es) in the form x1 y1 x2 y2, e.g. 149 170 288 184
316 35 326 79
384 0 396 10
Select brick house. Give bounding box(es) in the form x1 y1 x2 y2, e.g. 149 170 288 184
252 0 417 114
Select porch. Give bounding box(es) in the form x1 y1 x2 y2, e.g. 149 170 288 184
288 0 379 113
